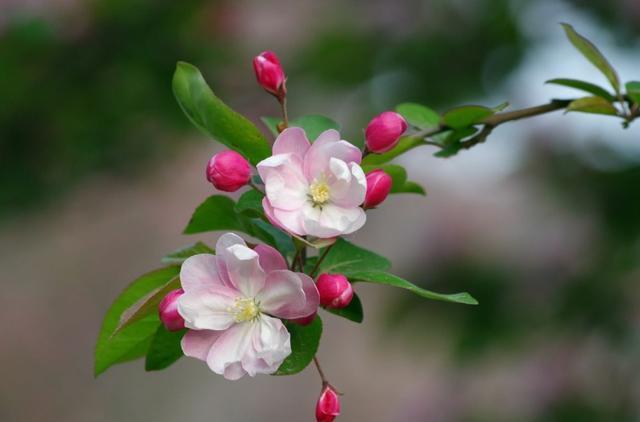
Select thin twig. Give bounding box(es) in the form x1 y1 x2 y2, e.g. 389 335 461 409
309 244 334 278
279 97 289 129
313 356 328 385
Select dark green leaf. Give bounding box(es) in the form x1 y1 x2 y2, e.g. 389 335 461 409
546 78 615 101
145 327 186 371
349 271 478 305
172 62 271 166
325 293 363 323
434 127 478 158
275 316 322 375
235 189 265 216
395 103 440 129
442 105 493 129
95 267 179 376
184 195 248 234
560 23 620 94
566 96 618 116
361 164 425 196
362 136 425 166
401 181 427 196
626 81 640 105
318 238 390 277
161 242 214 265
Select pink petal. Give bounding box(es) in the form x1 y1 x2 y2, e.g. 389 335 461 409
180 254 231 292
273 127 311 160
257 154 308 211
320 203 366 235
326 159 367 208
206 322 255 379
254 244 288 273
272 206 306 236
248 315 291 370
257 270 312 319
177 286 238 330
304 130 362 181
222 244 266 298
262 197 288 232
181 329 223 361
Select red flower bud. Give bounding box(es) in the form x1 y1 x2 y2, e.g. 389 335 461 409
290 311 317 326
316 273 353 309
363 169 392 209
365 111 408 153
253 51 287 99
158 288 185 332
206 150 251 192
316 384 341 422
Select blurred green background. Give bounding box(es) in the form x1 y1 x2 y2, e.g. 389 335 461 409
1 0 640 421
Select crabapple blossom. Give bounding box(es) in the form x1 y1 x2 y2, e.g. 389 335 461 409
363 169 393 208
316 273 353 309
253 51 286 99
316 384 341 422
257 128 367 238
206 150 251 192
365 111 408 153
158 288 185 332
177 233 319 380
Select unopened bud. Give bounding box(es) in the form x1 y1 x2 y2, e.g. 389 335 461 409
158 288 185 332
253 51 286 99
316 384 341 422
365 111 407 153
206 150 251 192
316 274 353 309
363 169 392 209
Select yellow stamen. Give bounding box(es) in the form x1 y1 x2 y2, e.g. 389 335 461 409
309 180 331 206
229 297 260 322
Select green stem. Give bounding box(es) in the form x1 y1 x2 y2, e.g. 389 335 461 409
309 244 334 278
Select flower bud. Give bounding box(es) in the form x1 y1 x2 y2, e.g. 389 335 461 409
316 273 353 309
158 288 185 332
316 384 341 422
365 111 408 153
253 51 286 99
363 169 392 209
206 150 251 192
291 312 317 326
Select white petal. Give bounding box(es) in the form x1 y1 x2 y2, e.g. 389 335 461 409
177 286 238 330
257 154 308 211
272 206 306 236
247 316 291 373
205 322 255 379
304 130 362 180
221 244 266 298
320 203 366 235
326 159 367 207
180 254 232 292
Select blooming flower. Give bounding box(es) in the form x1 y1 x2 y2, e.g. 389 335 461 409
257 128 367 239
178 233 319 380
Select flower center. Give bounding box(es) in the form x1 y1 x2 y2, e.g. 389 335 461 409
230 297 261 322
309 180 331 207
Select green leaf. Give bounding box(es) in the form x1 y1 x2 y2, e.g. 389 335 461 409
235 189 265 216
95 267 179 376
145 327 186 371
560 23 620 94
250 219 296 258
113 276 181 337
626 81 640 105
361 164 425 196
546 78 615 101
325 293 363 323
261 115 340 141
442 105 493 129
349 271 478 305
172 62 271 166
184 195 248 234
362 136 425 166
395 103 440 129
434 127 478 158
161 242 214 265
566 96 618 116
275 316 323 375
318 238 390 277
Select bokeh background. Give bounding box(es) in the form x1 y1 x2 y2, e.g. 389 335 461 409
2 0 640 421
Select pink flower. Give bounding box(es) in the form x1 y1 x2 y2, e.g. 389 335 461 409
257 128 367 239
206 150 251 192
316 273 353 309
253 51 286 98
178 233 319 380
316 384 341 422
158 289 186 331
363 169 393 208
365 111 408 153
